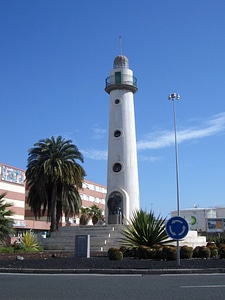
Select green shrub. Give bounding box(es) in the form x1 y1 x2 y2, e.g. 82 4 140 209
0 246 14 253
152 244 164 259
207 235 225 247
119 246 127 253
219 243 225 250
180 246 193 259
13 243 26 252
20 232 40 252
206 242 216 247
219 248 225 258
0 235 42 254
210 247 218 258
108 248 123 261
193 246 200 258
199 246 211 259
218 244 225 258
108 247 119 256
162 245 177 260
206 243 218 258
136 245 157 259
119 246 136 257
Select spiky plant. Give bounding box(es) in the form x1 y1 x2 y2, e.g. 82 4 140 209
120 209 173 248
0 193 15 245
21 231 40 252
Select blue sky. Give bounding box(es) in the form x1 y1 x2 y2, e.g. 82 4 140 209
1 0 225 218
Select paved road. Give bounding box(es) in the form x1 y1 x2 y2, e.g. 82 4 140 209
1 273 225 299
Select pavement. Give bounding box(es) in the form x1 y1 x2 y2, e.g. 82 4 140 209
1 255 225 275
1 267 225 275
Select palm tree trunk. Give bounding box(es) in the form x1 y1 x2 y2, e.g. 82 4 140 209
50 184 57 232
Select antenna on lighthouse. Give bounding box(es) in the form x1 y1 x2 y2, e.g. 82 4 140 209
119 36 122 55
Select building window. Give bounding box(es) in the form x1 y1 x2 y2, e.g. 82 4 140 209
114 130 121 138
115 72 121 84
1 165 25 185
113 163 122 173
83 183 89 189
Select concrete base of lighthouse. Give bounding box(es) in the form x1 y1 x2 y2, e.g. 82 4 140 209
108 214 122 224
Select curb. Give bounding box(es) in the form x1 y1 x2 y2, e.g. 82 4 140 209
1 267 225 275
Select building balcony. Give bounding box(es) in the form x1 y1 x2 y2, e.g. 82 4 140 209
105 74 138 94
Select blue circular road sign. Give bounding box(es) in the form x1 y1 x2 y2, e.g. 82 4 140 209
166 216 189 240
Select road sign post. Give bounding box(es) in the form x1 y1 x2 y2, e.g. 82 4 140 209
166 216 189 266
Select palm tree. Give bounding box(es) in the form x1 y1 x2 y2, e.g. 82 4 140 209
90 204 103 225
0 193 15 245
61 184 82 225
26 136 86 232
79 207 92 225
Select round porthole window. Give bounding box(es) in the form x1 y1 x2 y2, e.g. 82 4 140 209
114 130 121 138
115 99 120 104
113 163 122 173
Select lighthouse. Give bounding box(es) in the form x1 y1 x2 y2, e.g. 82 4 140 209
105 55 140 224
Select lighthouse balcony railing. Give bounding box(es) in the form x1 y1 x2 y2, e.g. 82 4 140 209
105 74 137 88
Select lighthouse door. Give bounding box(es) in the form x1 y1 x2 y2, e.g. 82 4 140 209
115 72 121 84
107 192 123 224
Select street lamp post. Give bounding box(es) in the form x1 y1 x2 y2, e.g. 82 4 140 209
168 92 181 265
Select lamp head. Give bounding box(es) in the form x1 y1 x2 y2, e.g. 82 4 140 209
168 93 180 100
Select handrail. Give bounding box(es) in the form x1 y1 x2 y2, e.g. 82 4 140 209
105 74 137 88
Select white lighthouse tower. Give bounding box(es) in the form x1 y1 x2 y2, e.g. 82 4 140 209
105 55 140 224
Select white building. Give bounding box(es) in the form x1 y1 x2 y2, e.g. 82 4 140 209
171 207 225 233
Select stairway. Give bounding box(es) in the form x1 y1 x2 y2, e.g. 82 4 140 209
41 225 123 255
40 226 207 256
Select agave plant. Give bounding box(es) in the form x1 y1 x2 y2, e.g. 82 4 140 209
120 209 173 248
20 231 40 252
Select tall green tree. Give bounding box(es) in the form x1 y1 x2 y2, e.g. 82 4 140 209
26 136 86 232
0 193 15 245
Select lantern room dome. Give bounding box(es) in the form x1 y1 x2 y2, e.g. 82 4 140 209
113 55 129 69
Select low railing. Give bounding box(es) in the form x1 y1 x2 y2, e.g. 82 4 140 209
105 74 137 88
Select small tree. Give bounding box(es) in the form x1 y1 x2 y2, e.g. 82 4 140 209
90 205 103 225
79 207 92 225
0 193 15 245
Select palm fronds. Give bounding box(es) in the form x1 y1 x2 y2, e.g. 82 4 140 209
26 136 86 231
0 193 15 244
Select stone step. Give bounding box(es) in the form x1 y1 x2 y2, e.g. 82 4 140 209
49 226 120 237
43 235 122 248
41 225 123 253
